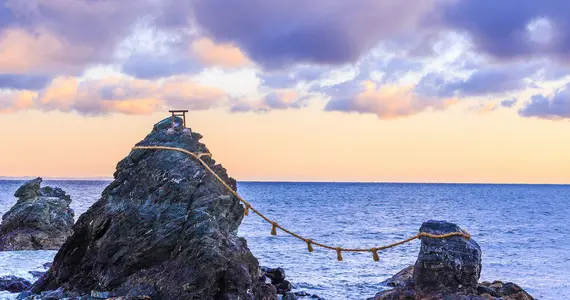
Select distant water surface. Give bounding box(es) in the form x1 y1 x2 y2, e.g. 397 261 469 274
0 180 568 299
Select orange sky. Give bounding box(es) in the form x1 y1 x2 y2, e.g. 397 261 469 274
1 106 568 184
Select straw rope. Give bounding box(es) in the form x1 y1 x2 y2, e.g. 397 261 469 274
132 145 471 261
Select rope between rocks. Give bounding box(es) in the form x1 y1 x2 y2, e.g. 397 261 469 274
131 145 471 261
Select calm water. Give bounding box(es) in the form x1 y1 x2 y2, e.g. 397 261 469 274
0 180 568 299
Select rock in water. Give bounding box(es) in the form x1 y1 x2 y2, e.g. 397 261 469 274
0 178 74 250
0 275 32 293
30 117 276 300
413 220 481 293
370 221 534 300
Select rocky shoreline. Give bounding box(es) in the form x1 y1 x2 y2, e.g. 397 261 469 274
0 117 537 300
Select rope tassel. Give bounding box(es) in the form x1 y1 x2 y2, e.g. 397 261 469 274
336 247 343 261
371 248 379 262
271 222 278 236
305 239 314 252
243 203 250 216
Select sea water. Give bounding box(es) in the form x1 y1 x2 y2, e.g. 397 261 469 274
0 180 568 299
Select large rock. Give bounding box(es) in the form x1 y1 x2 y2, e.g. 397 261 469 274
413 220 481 293
30 117 276 300
0 178 74 250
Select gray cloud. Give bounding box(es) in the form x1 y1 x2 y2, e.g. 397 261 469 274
500 98 518 108
0 74 50 90
519 84 570 119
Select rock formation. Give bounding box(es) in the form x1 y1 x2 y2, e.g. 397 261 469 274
29 117 276 299
0 178 74 251
0 276 32 293
370 220 534 300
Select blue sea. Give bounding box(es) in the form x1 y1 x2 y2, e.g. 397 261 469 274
0 180 568 300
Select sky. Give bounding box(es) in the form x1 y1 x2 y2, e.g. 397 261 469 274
1 0 570 184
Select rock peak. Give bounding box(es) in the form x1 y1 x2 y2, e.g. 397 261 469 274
30 117 276 299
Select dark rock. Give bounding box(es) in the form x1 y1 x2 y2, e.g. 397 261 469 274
275 280 292 294
30 117 276 300
283 291 324 300
29 271 46 279
42 262 53 269
370 221 535 300
382 265 414 288
0 275 32 293
414 220 481 294
0 177 74 251
263 267 286 284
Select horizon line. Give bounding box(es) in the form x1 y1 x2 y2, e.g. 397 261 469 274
0 176 568 186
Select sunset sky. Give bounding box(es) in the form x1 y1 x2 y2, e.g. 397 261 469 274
1 0 569 184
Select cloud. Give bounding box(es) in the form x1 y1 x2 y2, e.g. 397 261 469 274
0 0 155 75
0 74 51 90
121 54 198 80
191 38 250 68
415 65 538 98
191 0 436 69
0 76 228 116
501 98 518 108
324 81 456 119
437 0 570 62
229 89 307 113
0 90 35 114
519 84 570 119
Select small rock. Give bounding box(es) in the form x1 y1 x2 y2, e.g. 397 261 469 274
0 275 32 293
275 280 292 294
264 267 286 284
382 265 414 288
43 262 53 269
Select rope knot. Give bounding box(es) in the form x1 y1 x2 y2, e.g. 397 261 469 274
336 247 343 261
305 239 314 253
270 222 278 236
371 248 379 262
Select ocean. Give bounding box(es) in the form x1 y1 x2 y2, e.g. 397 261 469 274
0 180 568 299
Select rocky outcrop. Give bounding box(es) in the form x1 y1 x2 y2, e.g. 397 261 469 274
0 276 31 293
29 117 276 299
370 220 534 300
0 178 74 250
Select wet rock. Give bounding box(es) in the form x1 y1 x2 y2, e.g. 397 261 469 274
0 178 74 251
263 267 286 284
275 280 293 294
0 275 31 293
382 265 414 288
414 220 481 293
283 291 325 300
29 117 276 300
42 262 53 269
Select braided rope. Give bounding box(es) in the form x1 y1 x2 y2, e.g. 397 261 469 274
132 145 472 261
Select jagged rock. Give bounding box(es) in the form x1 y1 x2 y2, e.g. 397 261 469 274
275 280 293 294
0 178 74 250
414 220 481 293
382 265 414 288
0 275 31 293
370 221 534 300
29 117 277 300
